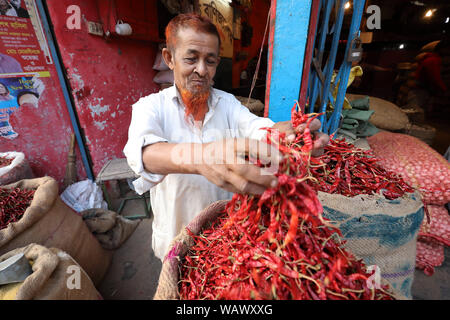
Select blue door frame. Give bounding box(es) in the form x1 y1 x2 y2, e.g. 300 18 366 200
266 0 366 137
265 0 313 123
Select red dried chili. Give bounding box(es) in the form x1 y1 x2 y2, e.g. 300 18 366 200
0 156 13 168
178 102 396 300
0 187 35 230
307 137 415 199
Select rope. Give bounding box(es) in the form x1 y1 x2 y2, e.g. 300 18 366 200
246 8 271 106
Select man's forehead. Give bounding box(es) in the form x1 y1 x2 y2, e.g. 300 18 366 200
185 48 218 57
173 28 219 53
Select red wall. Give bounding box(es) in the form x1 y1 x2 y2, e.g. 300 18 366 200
46 0 160 176
232 0 270 89
0 72 80 185
0 11 81 186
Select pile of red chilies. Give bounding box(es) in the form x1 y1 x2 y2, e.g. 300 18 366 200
0 156 12 168
179 104 395 300
307 138 414 199
0 187 35 230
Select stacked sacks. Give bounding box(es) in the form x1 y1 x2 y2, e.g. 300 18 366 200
346 94 410 133
416 205 450 276
367 131 450 275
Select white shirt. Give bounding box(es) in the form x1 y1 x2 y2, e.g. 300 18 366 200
123 85 274 260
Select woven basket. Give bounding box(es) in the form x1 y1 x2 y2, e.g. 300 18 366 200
154 200 407 300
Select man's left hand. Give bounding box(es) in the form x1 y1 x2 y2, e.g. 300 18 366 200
272 119 329 157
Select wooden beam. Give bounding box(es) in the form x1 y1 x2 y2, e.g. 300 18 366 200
264 0 313 122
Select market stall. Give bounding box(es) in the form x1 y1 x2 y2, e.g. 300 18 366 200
0 0 448 302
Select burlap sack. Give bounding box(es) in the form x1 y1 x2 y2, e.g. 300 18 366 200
235 96 265 117
419 205 450 247
0 244 101 300
0 177 113 285
0 152 34 186
415 240 445 276
403 123 436 146
319 191 424 299
80 208 140 250
346 94 410 131
154 199 405 300
368 132 450 205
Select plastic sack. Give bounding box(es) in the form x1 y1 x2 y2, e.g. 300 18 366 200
368 131 450 205
0 151 34 185
346 94 410 131
419 205 450 247
415 240 445 276
60 179 107 213
153 70 174 84
153 50 170 71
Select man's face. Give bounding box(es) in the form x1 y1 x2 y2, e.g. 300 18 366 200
163 27 220 94
0 0 8 9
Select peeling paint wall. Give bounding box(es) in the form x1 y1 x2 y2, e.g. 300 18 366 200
46 0 160 176
0 73 85 185
0 21 84 187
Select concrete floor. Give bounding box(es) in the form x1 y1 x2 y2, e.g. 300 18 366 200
97 182 450 300
98 188 161 300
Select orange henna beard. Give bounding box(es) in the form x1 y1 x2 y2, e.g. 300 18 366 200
179 87 210 123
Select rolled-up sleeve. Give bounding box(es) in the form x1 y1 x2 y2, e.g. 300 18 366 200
123 96 167 194
234 100 275 140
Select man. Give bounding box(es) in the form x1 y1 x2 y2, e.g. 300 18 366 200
413 38 448 113
124 13 329 261
9 0 30 18
0 0 17 16
0 53 22 74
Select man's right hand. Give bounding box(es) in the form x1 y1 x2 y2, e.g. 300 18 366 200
194 138 281 195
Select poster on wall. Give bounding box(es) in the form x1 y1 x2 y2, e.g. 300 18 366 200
0 0 49 140
199 0 234 58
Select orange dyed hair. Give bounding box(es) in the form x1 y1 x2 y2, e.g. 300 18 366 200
165 13 221 53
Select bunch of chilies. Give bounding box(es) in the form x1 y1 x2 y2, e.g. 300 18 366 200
0 156 12 168
0 187 35 230
179 103 413 300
